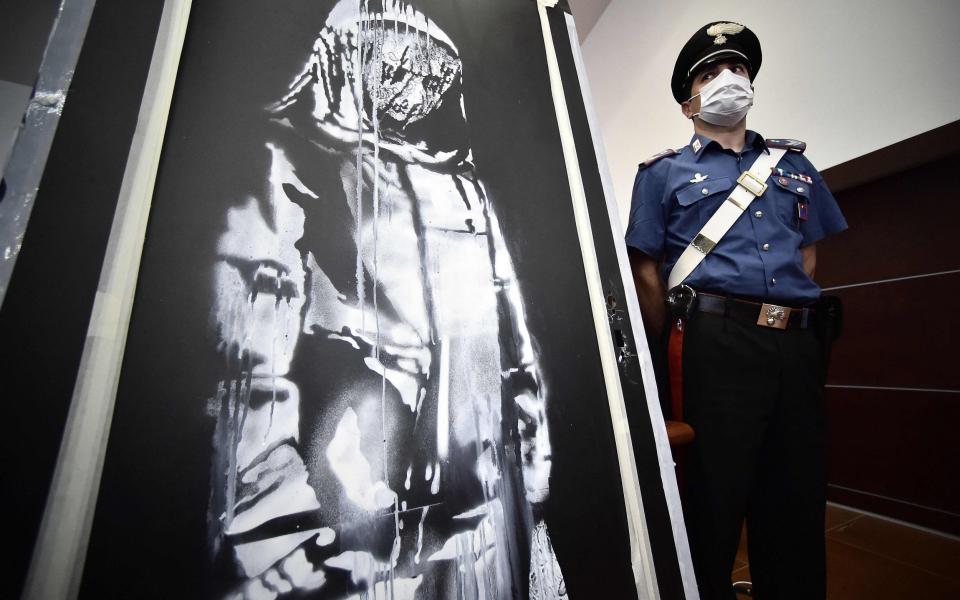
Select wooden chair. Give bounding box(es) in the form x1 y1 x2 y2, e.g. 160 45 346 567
665 420 694 447
664 420 694 492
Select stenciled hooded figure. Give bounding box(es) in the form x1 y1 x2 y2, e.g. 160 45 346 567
209 1 567 597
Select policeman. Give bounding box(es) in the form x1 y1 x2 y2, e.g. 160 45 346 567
626 21 847 600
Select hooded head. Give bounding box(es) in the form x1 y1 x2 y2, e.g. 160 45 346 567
270 0 469 163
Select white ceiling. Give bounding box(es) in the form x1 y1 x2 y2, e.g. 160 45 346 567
568 0 613 42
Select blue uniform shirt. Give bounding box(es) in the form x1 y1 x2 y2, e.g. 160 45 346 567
625 131 848 305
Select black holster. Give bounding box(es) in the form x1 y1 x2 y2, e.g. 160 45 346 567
666 284 698 323
815 294 843 367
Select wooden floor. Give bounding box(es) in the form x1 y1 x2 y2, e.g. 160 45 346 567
732 503 960 599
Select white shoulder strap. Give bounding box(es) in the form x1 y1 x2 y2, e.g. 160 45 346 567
667 148 787 289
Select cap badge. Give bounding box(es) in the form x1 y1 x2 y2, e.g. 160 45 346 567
706 22 744 45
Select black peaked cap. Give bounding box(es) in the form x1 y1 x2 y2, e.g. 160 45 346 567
671 21 761 103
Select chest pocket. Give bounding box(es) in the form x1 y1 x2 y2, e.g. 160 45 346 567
676 176 733 206
771 176 811 226
676 176 733 226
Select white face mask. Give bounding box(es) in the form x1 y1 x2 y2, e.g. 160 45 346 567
689 69 754 127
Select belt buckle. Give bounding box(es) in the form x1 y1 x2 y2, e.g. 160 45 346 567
758 303 791 329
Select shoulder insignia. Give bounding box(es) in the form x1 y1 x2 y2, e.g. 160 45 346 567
774 167 813 185
766 138 807 153
639 148 680 170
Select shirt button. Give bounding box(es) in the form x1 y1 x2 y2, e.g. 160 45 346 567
771 277 777 285
762 243 770 251
754 210 764 218
701 187 709 195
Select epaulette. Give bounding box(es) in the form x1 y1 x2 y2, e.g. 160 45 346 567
638 148 680 170
765 138 806 153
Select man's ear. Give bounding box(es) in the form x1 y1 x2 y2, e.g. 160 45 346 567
680 100 694 120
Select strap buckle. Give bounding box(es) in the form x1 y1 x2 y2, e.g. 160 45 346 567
737 170 769 197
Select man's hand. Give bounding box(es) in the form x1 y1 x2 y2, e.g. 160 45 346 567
628 247 667 340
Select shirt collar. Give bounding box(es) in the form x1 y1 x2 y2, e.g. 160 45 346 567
689 130 769 161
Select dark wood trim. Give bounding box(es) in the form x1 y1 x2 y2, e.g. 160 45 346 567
821 119 960 193
828 485 960 537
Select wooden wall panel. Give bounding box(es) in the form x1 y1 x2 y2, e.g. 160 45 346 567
817 121 960 536
826 387 960 535
817 153 960 289
826 273 960 390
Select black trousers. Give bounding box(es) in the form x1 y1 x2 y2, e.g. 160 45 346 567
681 310 827 600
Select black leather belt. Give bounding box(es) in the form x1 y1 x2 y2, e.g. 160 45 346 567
696 292 815 330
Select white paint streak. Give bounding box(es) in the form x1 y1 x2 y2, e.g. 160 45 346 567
228 445 320 536
316 528 337 546
415 505 429 565
245 578 279 600
235 531 319 579
427 533 460 562
430 461 441 495
263 569 293 594
326 408 397 511
280 548 327 591
346 575 423 600
437 337 450 460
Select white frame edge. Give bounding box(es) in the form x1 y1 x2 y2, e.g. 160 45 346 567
537 1 662 598
560 10 700 600
22 2 194 598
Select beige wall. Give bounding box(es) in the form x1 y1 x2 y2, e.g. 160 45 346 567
568 0 612 42
580 0 960 221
